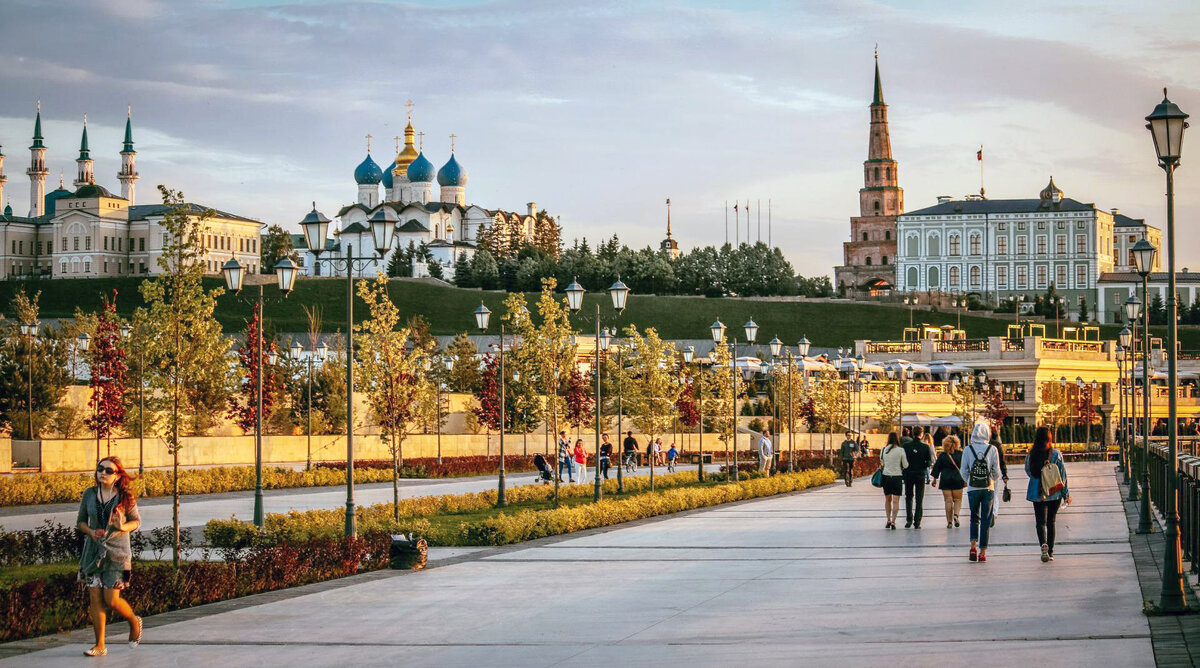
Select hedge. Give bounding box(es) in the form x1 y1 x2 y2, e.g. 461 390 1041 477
460 469 836 545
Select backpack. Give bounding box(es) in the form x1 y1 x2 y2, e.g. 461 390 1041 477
967 444 992 488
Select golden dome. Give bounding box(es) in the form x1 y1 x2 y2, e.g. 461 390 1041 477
393 121 420 177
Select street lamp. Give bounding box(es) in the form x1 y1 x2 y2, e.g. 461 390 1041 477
566 277 629 502
682 345 705 481
121 323 146 475
20 321 37 441
1146 87 1189 612
296 203 392 538
75 331 99 460
1133 239 1157 535
472 302 510 506
1120 323 1135 489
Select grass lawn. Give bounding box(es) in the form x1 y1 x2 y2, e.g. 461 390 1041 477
3 276 1196 349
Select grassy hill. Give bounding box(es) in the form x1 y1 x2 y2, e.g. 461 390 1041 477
2 276 1196 349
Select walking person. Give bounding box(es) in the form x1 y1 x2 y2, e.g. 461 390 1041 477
930 434 965 528
881 433 908 530
654 438 665 467
839 431 857 486
758 430 773 474
960 423 1002 562
557 431 574 482
77 457 143 657
902 425 934 528
1026 427 1071 562
667 443 678 472
573 439 587 481
599 433 613 480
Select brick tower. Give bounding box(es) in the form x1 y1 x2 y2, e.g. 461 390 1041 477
834 52 903 296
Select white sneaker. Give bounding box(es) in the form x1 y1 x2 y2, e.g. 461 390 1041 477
1040 544 1050 562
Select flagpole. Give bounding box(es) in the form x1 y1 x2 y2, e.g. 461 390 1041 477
757 199 761 244
768 199 772 248
725 200 729 246
735 202 739 246
979 145 986 198
746 200 750 244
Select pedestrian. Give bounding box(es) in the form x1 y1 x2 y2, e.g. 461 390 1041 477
1026 426 1071 562
622 431 638 469
859 437 869 458
667 443 678 472
930 434 965 528
839 430 858 486
902 425 934 529
573 439 587 481
933 426 948 451
599 433 613 479
78 456 143 657
959 422 1002 562
654 438 665 467
758 430 773 474
881 432 908 530
557 431 574 482
989 431 1010 527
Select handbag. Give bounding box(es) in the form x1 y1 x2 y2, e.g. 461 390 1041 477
1040 455 1065 500
871 468 884 488
1002 485 1011 502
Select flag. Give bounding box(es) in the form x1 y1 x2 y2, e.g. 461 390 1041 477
977 147 983 161
734 202 738 211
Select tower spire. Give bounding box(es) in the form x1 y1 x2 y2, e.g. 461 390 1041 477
666 198 673 239
27 101 48 216
872 48 885 107
119 105 139 204
75 114 94 187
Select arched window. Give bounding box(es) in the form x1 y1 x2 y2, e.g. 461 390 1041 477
886 167 891 179
928 266 940 288
949 235 961 256
906 235 919 258
866 256 873 266
874 167 880 180
969 234 981 255
928 234 941 257
862 232 869 241
907 266 919 288
874 201 880 212
970 265 981 287
949 266 960 288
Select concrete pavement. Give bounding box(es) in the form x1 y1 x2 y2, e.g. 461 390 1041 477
5 462 1151 666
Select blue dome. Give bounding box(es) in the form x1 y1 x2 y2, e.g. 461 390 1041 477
381 160 395 190
407 152 435 183
44 187 72 216
354 154 382 185
436 154 467 187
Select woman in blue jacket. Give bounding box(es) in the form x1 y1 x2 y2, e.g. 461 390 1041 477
1025 426 1071 562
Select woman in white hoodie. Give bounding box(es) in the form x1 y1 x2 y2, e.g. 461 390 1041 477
959 422 1002 562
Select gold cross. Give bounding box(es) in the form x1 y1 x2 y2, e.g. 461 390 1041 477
406 100 414 122
365 133 372 152
394 135 401 153
418 131 425 151
449 133 457 153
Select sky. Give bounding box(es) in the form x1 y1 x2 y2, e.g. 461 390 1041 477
1 0 1198 279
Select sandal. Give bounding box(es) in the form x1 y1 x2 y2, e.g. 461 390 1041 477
85 647 107 657
130 615 143 647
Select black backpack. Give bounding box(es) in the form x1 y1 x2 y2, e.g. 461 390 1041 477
967 444 992 488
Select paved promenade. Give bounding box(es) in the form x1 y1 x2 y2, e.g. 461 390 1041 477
6 462 1151 666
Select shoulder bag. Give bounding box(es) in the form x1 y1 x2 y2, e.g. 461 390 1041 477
1040 452 1065 499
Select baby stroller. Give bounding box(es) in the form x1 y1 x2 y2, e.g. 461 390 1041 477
533 453 553 485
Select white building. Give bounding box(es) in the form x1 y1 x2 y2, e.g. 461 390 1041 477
1096 271 1200 325
297 112 542 280
895 178 1162 318
0 105 263 279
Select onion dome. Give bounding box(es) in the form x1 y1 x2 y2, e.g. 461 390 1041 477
1039 176 1063 201
354 154 383 185
45 180 73 216
73 183 115 198
437 154 467 187
381 161 394 190
394 121 420 177
407 152 435 183
3 203 11 217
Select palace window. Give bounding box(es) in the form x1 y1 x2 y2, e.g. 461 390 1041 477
949 266 961 288
1036 236 1047 254
60 261 67 274
1056 265 1067 286
73 237 79 251
928 235 941 256
949 235 961 256
969 234 981 255
1016 237 1028 255
104 237 109 251
906 236 919 258
970 266 981 287
1036 265 1047 287
1076 265 1088 288
1056 235 1066 254
1077 236 1086 253
997 237 1008 255
997 266 1008 288
866 257 873 266
928 266 940 288
61 237 67 251
139 238 145 251
83 261 91 273
85 237 91 251
1017 265 1028 288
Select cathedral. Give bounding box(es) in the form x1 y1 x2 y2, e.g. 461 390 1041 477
0 103 264 279
834 54 903 296
298 106 545 280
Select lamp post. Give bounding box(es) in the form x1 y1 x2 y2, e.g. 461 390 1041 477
473 303 510 506
298 203 388 538
223 255 296 527
795 337 810 471
709 319 738 479
1145 90 1189 612
1133 239 1157 534
291 339 326 471
1117 344 1128 475
21 321 37 441
563 277 629 502
76 331 97 459
615 330 626 493
684 345 703 481
768 337 783 473
1055 296 1065 337
121 323 145 475
1120 321 1135 491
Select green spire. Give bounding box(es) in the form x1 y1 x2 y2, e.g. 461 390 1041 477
78 118 90 160
122 107 135 153
30 102 44 150
872 54 885 106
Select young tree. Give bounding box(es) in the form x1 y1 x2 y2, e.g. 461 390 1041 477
693 339 739 460
979 388 1010 434
84 292 128 459
950 381 976 435
563 369 594 430
134 186 233 566
444 333 481 392
810 368 848 450
355 275 435 519
875 386 901 434
619 326 680 487
227 304 284 434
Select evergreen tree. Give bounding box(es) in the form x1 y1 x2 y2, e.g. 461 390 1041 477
259 224 297 274
470 249 500 289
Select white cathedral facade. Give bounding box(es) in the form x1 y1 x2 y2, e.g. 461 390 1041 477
298 114 540 280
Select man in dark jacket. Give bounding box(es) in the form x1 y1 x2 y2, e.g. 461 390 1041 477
622 431 639 469
902 426 934 528
838 431 858 486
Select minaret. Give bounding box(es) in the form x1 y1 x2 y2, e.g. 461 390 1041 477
118 107 138 205
660 197 680 260
860 52 903 217
27 102 48 217
0 143 7 211
74 115 94 188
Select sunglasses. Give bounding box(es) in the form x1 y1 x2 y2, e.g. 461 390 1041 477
96 465 117 475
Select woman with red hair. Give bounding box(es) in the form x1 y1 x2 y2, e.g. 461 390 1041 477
76 456 143 657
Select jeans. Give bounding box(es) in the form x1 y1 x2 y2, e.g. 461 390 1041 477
600 457 610 479
1033 498 1062 551
903 471 925 525
968 489 995 548
559 458 574 481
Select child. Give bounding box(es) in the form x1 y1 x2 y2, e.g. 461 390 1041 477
667 443 678 472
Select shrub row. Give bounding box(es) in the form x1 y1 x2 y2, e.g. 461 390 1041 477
316 455 541 478
0 533 390 643
460 469 837 545
204 470 712 547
